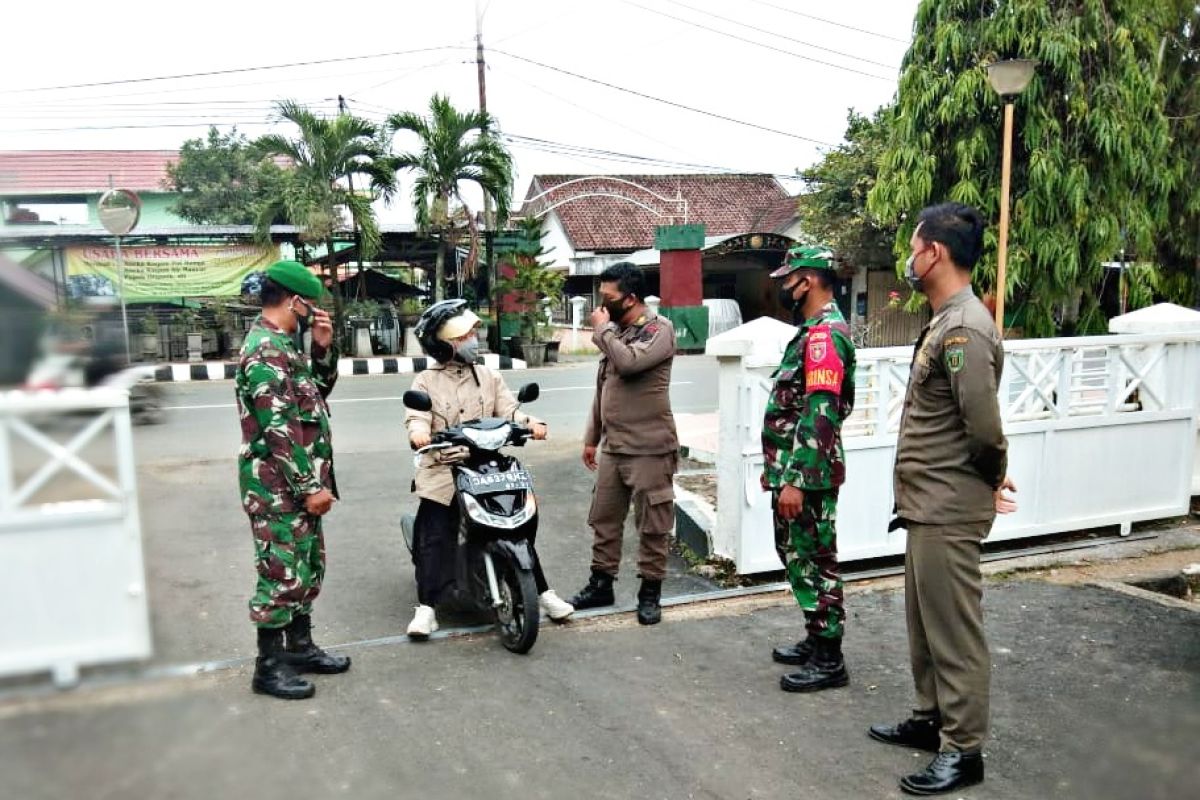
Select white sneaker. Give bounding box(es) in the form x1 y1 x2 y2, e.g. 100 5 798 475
406 604 438 639
538 589 575 621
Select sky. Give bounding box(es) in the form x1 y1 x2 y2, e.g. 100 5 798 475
0 0 920 224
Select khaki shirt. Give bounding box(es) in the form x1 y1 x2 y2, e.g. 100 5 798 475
403 361 539 506
586 311 678 455
894 287 1008 524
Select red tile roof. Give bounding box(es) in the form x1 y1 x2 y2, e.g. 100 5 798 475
520 174 796 251
0 150 178 196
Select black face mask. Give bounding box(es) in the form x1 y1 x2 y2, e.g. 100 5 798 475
291 298 312 344
603 293 630 320
778 281 807 313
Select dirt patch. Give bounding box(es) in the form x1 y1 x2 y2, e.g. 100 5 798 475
675 472 717 509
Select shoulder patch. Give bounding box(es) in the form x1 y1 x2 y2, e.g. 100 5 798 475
944 335 969 346
804 325 844 394
638 322 660 342
945 346 966 374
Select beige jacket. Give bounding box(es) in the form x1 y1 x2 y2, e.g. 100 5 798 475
404 361 539 505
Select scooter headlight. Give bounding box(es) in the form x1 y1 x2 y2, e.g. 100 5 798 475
462 426 510 451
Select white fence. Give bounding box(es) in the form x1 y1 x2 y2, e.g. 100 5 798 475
0 389 152 685
708 318 1200 574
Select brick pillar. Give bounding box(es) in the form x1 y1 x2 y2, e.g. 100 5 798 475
655 224 708 350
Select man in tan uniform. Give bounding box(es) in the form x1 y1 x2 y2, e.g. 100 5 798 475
569 262 677 625
869 203 1018 796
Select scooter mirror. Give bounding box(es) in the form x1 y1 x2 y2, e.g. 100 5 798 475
517 383 539 404
402 390 433 411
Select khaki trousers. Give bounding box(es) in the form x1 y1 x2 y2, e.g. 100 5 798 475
588 452 677 581
905 521 992 752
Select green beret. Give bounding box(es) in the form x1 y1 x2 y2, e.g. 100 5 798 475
769 244 836 279
266 260 324 299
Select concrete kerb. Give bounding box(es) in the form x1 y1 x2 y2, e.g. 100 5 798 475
149 353 527 382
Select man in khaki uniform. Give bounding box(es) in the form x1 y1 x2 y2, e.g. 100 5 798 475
569 262 677 625
869 203 1018 796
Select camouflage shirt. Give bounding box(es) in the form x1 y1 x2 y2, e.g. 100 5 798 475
235 316 339 515
761 302 856 492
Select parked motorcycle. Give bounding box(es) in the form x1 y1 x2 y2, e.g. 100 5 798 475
400 383 543 654
24 352 164 425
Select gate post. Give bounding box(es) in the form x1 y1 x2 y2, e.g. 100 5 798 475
656 224 708 352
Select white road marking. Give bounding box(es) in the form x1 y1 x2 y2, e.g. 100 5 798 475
161 381 694 411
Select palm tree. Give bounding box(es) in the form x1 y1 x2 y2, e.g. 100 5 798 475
386 94 514 302
254 100 395 330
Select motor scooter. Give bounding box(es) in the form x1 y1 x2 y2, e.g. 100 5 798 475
400 383 543 654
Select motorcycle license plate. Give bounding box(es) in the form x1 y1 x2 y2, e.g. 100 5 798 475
463 470 533 494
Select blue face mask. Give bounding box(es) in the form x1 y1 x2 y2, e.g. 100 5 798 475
455 336 479 364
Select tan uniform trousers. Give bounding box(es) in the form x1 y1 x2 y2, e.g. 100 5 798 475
906 521 992 753
588 452 677 581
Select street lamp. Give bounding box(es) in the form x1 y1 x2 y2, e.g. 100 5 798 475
986 58 1035 333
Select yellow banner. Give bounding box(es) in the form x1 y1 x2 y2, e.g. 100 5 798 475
65 244 278 300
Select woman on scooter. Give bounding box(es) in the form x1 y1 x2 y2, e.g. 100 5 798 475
402 299 575 637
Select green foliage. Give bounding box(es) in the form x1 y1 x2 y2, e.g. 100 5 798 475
868 0 1199 336
496 216 564 341
344 298 382 320
253 101 394 263
387 94 515 301
171 308 201 332
166 127 285 225
138 314 159 336
796 107 898 269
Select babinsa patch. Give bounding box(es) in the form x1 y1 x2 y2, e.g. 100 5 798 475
804 325 843 394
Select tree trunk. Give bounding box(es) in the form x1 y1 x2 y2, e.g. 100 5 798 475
434 236 445 302
326 238 345 348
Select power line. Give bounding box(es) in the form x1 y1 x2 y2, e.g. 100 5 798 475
503 132 797 177
655 0 898 70
491 62 712 165
0 45 470 95
490 49 838 147
739 0 911 44
620 0 892 81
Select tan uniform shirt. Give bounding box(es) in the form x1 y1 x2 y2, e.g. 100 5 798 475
586 311 678 455
894 287 1008 524
404 361 539 506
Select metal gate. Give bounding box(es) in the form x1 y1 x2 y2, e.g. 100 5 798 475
0 388 152 686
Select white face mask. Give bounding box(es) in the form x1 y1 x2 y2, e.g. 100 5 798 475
455 336 479 364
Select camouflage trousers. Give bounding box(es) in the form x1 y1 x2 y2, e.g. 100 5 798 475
248 512 326 629
772 488 844 639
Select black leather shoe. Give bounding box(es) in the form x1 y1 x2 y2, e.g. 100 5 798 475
868 717 942 753
772 638 814 665
900 750 984 795
283 614 351 674
636 579 662 625
779 637 848 692
570 570 616 609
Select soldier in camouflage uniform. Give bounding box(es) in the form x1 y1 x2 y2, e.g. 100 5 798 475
235 260 349 700
761 244 856 693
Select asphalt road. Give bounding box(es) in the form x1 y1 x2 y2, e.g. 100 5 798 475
132 356 721 665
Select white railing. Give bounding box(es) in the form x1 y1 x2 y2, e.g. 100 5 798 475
0 389 152 685
710 329 1200 574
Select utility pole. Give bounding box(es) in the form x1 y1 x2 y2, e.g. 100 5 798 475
338 94 365 303
476 0 500 348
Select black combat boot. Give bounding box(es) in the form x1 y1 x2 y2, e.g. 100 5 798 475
282 614 351 674
899 750 984 795
636 579 663 626
771 635 815 665
252 627 315 700
569 570 616 609
779 636 848 692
